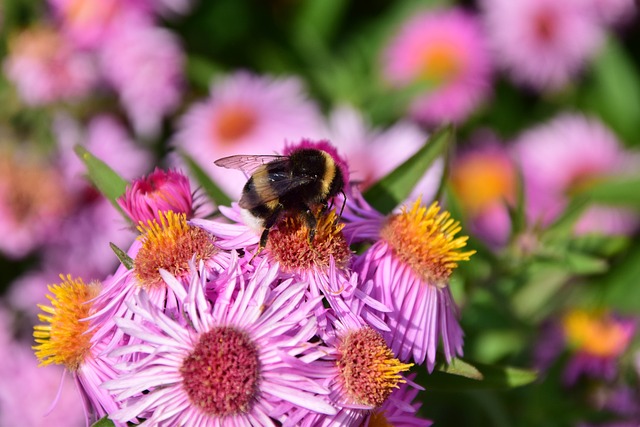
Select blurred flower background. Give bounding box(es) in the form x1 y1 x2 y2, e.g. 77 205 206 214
1 0 640 426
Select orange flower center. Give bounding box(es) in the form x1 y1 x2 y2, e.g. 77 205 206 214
562 310 633 358
418 41 464 85
213 104 258 143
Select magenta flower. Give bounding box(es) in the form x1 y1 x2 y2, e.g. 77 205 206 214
451 135 517 248
99 22 184 137
512 113 639 235
382 7 492 124
349 195 475 371
118 168 194 224
103 260 336 425
172 71 325 198
480 0 604 91
3 25 97 106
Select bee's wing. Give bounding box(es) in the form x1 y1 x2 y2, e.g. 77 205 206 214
239 171 315 210
214 155 287 177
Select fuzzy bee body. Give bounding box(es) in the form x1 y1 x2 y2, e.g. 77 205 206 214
215 148 345 249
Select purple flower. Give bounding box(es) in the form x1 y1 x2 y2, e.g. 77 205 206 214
172 71 325 199
480 0 604 91
103 260 336 425
382 7 493 124
512 113 640 235
349 196 475 371
118 168 194 224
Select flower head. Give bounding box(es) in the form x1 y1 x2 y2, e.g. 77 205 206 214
3 25 96 106
382 7 492 124
512 113 639 235
353 197 474 371
118 168 194 224
172 71 325 198
33 275 119 421
480 0 603 90
104 260 336 425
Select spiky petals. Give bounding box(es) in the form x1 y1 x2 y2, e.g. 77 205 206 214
363 374 432 427
268 209 351 274
118 168 194 224
33 275 99 371
380 199 475 286
134 210 217 289
337 327 412 408
104 260 336 426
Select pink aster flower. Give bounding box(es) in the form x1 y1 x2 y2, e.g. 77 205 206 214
480 0 604 91
172 71 325 198
118 168 194 224
381 7 492 125
48 0 152 49
325 105 443 202
0 146 71 259
512 113 639 235
361 374 432 427
103 260 336 425
579 0 637 26
535 309 636 385
3 25 96 106
99 22 184 137
451 134 517 248
348 194 474 371
32 275 121 424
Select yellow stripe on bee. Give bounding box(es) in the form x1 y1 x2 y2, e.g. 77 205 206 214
320 151 335 197
265 199 279 210
253 166 279 201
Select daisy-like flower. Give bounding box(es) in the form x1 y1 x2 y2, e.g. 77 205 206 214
99 21 184 137
32 275 119 423
3 25 96 106
480 0 604 91
536 309 636 385
172 71 325 198
118 168 194 224
512 113 639 235
88 210 227 348
350 196 475 371
451 136 517 248
0 146 70 259
103 260 336 425
381 7 492 125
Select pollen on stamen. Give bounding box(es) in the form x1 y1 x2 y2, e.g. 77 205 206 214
337 327 413 408
380 198 475 285
33 275 100 372
267 209 351 273
134 211 217 289
180 326 260 416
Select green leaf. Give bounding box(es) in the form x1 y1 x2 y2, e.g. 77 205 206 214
91 417 115 427
179 151 233 207
424 359 537 391
601 240 640 313
582 36 640 145
543 196 590 238
110 242 135 270
74 145 130 221
580 176 640 209
185 54 222 91
364 125 453 214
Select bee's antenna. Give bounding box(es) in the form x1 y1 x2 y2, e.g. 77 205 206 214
338 190 347 218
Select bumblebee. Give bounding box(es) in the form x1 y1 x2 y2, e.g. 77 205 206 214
215 147 346 250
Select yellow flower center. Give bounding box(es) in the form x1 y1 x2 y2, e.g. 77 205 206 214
268 209 352 273
134 211 217 289
418 41 464 85
562 310 633 358
380 198 475 285
338 327 412 408
33 275 100 371
213 104 258 143
451 152 516 215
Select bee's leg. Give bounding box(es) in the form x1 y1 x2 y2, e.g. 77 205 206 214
301 207 318 246
258 205 283 250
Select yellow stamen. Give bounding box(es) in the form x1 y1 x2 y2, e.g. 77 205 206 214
381 198 475 285
134 211 217 289
33 275 100 371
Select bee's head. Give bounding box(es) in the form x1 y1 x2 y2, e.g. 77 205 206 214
284 139 350 183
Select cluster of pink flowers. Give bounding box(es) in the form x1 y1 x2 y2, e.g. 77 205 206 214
33 140 475 426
